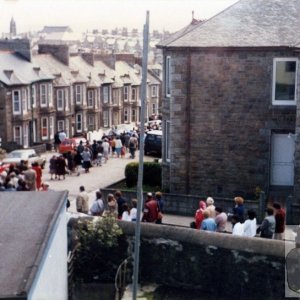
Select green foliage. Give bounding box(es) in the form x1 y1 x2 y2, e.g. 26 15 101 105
125 162 162 188
73 217 128 283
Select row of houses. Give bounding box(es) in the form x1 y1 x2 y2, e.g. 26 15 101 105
0 39 161 148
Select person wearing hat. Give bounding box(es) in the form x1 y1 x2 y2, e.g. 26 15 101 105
142 192 159 223
205 197 216 218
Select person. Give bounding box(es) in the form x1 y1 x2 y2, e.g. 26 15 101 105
142 192 159 223
115 136 123 158
103 193 118 218
49 155 57 180
200 210 217 232
115 190 127 219
91 140 99 164
73 149 82 176
56 155 66 180
81 147 92 173
194 200 207 229
40 182 50 191
16 178 29 191
90 191 104 216
23 166 37 191
243 210 257 237
256 208 275 239
102 139 110 163
59 130 67 143
206 197 216 218
233 196 245 219
32 162 42 190
215 207 228 232
54 131 61 151
129 134 138 159
155 191 164 224
273 202 286 240
231 215 244 236
76 186 89 214
121 203 131 221
130 198 138 221
111 136 116 157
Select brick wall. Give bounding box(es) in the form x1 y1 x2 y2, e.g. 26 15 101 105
163 49 298 197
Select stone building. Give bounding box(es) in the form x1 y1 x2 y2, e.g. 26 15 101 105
157 0 300 209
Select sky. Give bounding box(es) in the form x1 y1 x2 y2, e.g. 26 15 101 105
1 0 238 34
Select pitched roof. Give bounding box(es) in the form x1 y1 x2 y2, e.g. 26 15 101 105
157 0 300 48
0 52 54 86
0 191 67 298
41 26 72 33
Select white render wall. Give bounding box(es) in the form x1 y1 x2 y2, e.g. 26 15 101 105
28 206 68 300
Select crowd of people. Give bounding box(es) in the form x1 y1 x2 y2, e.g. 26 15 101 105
75 187 164 224
191 196 286 240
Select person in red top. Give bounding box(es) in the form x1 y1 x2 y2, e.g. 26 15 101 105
273 202 286 240
142 193 159 223
195 200 207 229
32 162 42 190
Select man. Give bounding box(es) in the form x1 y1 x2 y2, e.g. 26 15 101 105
23 165 37 191
215 207 228 232
76 186 89 214
201 210 217 232
257 208 275 239
129 134 138 159
90 191 104 216
142 192 159 223
115 190 127 219
273 202 286 240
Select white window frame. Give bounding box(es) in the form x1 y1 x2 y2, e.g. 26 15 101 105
49 116 54 139
88 115 95 130
23 123 29 148
57 89 64 111
88 90 94 108
103 86 109 104
26 87 30 112
65 119 69 137
31 85 36 108
164 120 170 162
12 90 21 115
40 84 48 107
48 83 53 107
41 117 48 140
103 110 109 127
124 86 129 101
65 88 69 111
131 109 136 122
57 120 65 132
75 85 83 104
113 89 119 105
22 88 28 114
272 58 297 105
13 125 22 145
165 56 171 98
76 113 82 132
151 85 157 97
124 109 128 123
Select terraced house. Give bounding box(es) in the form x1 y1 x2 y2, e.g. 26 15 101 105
158 0 300 222
0 39 161 147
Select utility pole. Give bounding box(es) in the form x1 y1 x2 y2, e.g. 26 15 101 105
132 10 149 300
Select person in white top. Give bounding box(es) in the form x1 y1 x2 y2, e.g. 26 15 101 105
121 202 131 221
243 210 257 237
232 215 244 236
206 197 216 218
102 139 110 163
130 199 138 221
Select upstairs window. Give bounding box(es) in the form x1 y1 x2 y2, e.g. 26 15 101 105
57 89 64 111
152 85 157 97
165 56 171 97
272 58 297 105
40 84 47 107
131 87 136 101
124 109 128 122
124 86 129 101
75 85 83 104
164 120 170 162
103 86 109 104
31 85 36 108
12 90 21 115
88 90 94 107
41 117 48 140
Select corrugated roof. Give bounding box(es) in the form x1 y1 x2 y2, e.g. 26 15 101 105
0 52 54 86
0 191 67 297
157 0 300 48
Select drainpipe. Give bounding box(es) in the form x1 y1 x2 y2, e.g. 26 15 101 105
185 50 192 194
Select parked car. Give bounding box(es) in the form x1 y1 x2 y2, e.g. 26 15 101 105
144 130 162 157
58 137 87 154
2 149 46 168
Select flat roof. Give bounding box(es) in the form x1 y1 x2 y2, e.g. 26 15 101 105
0 191 67 298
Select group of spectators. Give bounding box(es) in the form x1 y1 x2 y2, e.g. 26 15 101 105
0 161 49 192
192 196 286 240
75 187 164 224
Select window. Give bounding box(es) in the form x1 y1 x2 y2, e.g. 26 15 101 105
57 89 64 110
31 85 36 108
48 83 53 106
164 120 170 162
41 117 48 140
152 103 156 115
65 88 69 111
26 87 30 112
13 126 22 145
12 90 21 114
103 110 109 127
40 84 47 107
124 109 128 122
23 123 29 148
131 87 136 101
88 90 94 107
124 86 129 101
65 119 69 137
152 85 157 97
113 89 119 105
88 115 95 130
75 85 83 104
272 58 297 105
103 86 109 104
131 109 136 122
57 120 64 132
76 113 82 132
165 56 171 97
22 88 28 114
49 116 54 139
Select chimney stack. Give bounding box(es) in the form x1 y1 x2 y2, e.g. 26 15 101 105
38 44 69 65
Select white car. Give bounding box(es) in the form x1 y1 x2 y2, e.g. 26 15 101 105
2 149 46 168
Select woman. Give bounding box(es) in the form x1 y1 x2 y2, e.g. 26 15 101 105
233 196 245 219
206 197 216 218
115 136 123 158
49 155 57 180
56 155 66 180
90 191 104 216
32 162 42 190
194 200 207 229
103 193 118 218
81 147 92 173
121 202 131 221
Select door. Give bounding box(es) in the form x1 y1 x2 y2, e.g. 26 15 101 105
271 133 295 185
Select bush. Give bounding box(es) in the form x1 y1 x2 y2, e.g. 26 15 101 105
125 161 162 188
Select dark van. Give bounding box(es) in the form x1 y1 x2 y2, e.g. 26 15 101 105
144 130 162 157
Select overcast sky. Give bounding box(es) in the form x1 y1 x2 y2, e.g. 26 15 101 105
1 0 238 33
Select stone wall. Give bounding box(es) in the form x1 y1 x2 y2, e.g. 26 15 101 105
118 221 289 299
162 48 297 198
0 38 31 61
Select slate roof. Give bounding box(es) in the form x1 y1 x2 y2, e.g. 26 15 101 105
41 26 72 33
157 0 300 48
0 191 67 298
0 52 54 86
